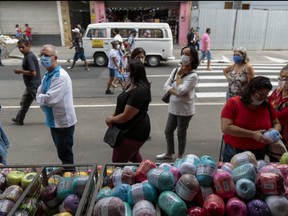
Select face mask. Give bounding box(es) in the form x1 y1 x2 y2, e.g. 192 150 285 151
116 45 120 49
251 95 265 105
278 80 286 88
40 56 53 68
181 54 190 66
233 55 244 64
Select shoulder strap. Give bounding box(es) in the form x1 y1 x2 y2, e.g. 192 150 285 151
170 67 178 84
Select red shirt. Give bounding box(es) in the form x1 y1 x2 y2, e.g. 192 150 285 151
25 27 32 37
221 96 277 149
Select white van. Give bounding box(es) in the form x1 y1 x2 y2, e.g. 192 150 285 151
82 22 175 67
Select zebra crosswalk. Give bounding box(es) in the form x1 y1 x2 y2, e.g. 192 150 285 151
194 63 285 101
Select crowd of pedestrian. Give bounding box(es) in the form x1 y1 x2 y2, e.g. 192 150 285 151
1 25 288 168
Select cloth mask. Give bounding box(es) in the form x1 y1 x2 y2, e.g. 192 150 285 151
181 54 190 66
40 56 52 68
233 55 244 64
278 80 286 89
251 95 265 105
116 45 120 49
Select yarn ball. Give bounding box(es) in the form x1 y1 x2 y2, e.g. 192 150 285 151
62 194 80 214
127 182 157 206
96 187 113 202
147 168 174 191
247 199 270 216
0 199 14 215
158 163 173 171
257 160 268 171
202 194 225 216
193 186 214 207
158 191 187 216
175 174 199 202
40 184 61 209
260 164 281 174
112 184 131 202
135 160 157 183
93 197 125 216
72 176 89 197
187 206 203 216
123 166 137 173
179 154 200 175
265 195 288 216
1 185 23 203
132 200 156 216
235 178 256 201
169 166 181 185
213 169 236 200
226 197 248 216
276 164 288 178
124 202 132 215
111 168 135 186
57 177 74 201
263 129 281 142
196 156 217 187
174 158 184 168
220 162 233 173
279 152 288 164
230 151 257 168
231 163 258 183
255 171 286 196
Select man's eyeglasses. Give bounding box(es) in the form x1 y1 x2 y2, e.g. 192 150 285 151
278 76 288 81
254 89 269 98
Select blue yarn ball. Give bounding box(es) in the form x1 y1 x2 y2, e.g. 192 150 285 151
158 191 187 216
112 184 131 202
235 178 256 201
127 182 158 206
147 168 174 191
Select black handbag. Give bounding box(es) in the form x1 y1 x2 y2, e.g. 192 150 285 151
103 125 123 148
161 93 171 103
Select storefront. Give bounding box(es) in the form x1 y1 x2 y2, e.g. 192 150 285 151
92 1 191 45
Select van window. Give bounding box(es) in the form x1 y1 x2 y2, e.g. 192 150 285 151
138 29 163 38
110 28 131 38
87 29 107 38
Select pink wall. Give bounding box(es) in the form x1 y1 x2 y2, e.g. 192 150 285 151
178 1 192 46
94 1 106 23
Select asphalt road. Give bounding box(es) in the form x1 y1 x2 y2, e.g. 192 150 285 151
0 60 226 166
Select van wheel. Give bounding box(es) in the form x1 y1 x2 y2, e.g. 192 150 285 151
94 53 108 67
146 56 160 67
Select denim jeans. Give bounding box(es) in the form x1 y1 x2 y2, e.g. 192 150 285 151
222 143 266 162
15 87 37 123
165 113 193 156
50 125 75 171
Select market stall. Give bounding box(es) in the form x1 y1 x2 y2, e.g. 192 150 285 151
0 35 18 58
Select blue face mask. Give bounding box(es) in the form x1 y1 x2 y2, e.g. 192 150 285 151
233 55 244 64
40 56 53 68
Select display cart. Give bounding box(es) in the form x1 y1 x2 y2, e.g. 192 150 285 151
3 163 99 216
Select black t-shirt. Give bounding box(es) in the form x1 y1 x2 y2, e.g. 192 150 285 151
114 85 151 142
22 52 41 88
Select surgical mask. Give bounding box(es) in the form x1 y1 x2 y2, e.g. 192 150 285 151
233 55 244 64
40 56 52 68
181 54 190 66
251 95 265 105
116 45 120 49
278 80 286 88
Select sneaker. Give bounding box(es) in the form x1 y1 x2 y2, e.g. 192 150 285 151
105 90 114 94
155 153 173 160
67 66 73 70
12 118 24 126
84 68 90 71
112 82 118 88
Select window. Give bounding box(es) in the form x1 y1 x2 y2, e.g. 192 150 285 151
110 28 131 39
138 29 163 38
242 4 250 10
224 2 233 9
87 29 107 38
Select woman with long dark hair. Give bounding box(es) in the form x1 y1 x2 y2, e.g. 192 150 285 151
105 59 151 162
221 76 281 162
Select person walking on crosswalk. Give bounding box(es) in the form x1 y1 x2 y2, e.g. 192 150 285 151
200 28 212 70
223 47 255 100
